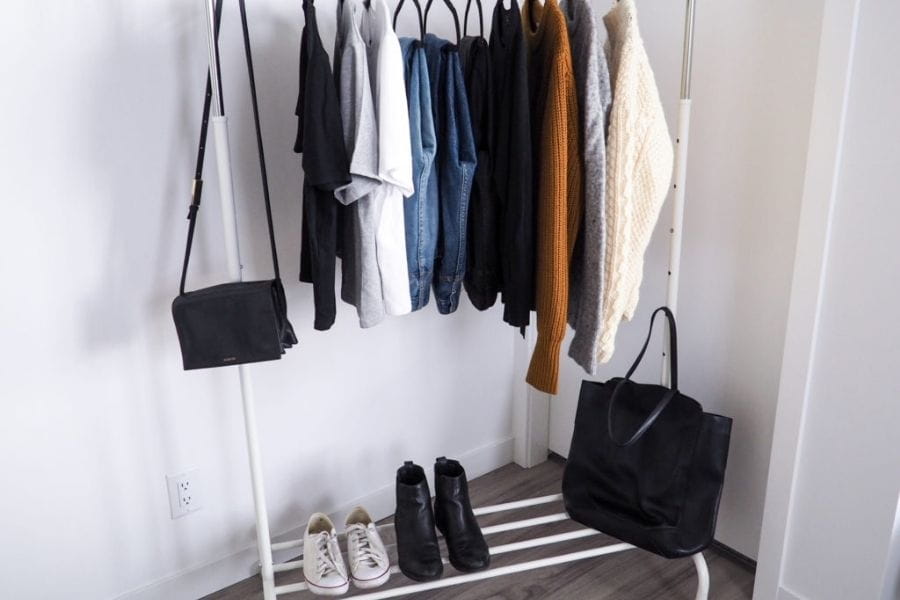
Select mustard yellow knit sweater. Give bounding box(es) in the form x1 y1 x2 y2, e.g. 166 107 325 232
523 0 581 394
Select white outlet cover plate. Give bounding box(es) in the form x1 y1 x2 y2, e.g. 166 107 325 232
166 469 202 519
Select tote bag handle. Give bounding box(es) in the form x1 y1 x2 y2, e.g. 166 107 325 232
607 306 679 447
179 0 282 295
179 0 223 296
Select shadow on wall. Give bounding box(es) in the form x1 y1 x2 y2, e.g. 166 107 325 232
75 0 304 352
72 0 202 575
66 0 305 578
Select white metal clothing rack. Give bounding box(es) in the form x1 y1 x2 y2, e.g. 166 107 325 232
200 0 700 597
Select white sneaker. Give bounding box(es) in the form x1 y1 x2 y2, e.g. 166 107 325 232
345 506 391 589
303 513 349 596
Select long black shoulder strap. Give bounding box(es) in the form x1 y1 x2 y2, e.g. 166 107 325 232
180 0 224 296
238 0 282 281
179 0 283 295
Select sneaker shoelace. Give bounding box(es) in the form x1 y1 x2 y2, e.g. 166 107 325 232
346 523 386 571
314 532 346 580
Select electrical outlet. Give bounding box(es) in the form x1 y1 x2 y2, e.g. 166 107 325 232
166 469 202 519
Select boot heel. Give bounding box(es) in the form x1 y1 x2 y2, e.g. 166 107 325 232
433 457 491 573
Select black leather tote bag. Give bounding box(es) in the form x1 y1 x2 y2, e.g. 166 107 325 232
172 0 296 370
562 307 732 558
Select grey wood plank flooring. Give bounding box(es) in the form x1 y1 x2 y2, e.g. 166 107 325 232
203 458 754 600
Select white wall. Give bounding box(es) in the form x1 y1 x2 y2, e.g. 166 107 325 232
758 1 900 598
0 2 516 599
549 0 824 559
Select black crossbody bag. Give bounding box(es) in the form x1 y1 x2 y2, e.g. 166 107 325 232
172 0 297 370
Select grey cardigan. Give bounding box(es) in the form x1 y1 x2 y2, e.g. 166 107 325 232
562 0 613 374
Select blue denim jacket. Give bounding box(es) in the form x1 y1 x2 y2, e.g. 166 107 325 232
400 38 438 311
423 34 478 314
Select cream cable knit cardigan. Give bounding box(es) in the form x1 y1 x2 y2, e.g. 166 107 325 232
596 0 673 364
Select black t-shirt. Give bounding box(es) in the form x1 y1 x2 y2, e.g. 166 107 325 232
295 0 351 331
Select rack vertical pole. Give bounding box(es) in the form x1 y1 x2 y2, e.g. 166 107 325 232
662 0 696 387
661 3 710 592
202 1 276 598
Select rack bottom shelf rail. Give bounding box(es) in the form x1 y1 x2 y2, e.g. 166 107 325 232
262 492 710 599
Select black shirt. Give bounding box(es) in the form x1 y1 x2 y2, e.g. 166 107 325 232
295 0 351 331
489 0 534 328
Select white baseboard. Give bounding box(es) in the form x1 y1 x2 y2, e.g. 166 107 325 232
118 436 514 600
777 586 806 600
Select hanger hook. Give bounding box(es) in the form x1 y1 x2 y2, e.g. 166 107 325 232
393 0 426 39
423 0 461 44
462 0 484 38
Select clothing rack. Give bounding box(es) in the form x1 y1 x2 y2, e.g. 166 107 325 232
199 0 702 597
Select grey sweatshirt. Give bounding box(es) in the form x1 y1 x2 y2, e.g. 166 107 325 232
562 0 613 374
335 0 386 328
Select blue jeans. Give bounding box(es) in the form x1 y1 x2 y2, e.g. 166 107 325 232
424 34 477 314
400 38 438 311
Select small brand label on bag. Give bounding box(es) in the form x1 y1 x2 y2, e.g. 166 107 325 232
222 357 237 362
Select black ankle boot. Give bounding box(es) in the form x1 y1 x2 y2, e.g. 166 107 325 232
433 457 490 572
394 461 443 582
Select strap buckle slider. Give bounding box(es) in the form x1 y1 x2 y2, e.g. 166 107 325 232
187 179 203 219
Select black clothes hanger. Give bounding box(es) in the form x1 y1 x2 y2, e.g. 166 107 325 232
393 0 425 39
462 0 484 38
423 0 461 44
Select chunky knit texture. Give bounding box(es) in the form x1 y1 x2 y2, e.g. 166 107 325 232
523 0 581 394
597 0 673 363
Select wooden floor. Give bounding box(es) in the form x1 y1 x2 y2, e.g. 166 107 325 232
204 458 754 600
